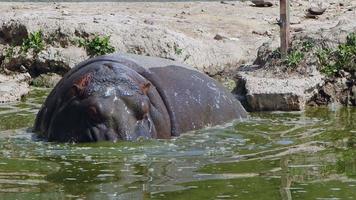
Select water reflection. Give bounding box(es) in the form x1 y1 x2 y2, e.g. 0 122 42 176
0 88 355 199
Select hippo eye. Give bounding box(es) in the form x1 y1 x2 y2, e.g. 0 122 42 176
135 101 150 120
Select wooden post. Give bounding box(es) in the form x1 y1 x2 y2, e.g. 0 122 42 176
280 0 290 58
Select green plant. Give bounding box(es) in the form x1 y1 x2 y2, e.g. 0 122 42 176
335 33 356 71
301 39 314 51
316 32 356 76
79 35 115 57
271 49 281 59
4 46 15 59
285 50 304 67
183 54 191 61
316 48 338 76
346 32 356 46
21 30 45 54
173 44 183 55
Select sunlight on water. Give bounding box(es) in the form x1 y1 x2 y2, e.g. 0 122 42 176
0 88 355 199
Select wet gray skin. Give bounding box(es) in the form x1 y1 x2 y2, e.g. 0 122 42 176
34 53 247 143
35 62 166 142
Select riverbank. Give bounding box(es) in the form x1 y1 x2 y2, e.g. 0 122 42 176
0 0 355 109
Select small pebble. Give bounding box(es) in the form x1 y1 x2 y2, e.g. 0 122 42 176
144 19 154 25
214 34 226 40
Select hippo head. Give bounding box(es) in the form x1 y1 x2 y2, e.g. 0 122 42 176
34 62 171 142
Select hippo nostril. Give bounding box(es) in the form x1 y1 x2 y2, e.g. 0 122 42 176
131 118 152 140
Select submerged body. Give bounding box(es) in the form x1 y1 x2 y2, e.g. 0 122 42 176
34 53 247 142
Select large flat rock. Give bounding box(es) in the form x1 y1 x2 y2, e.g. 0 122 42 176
236 72 324 111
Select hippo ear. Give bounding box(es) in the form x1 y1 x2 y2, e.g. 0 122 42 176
70 84 86 99
70 73 92 98
68 84 79 97
140 82 151 95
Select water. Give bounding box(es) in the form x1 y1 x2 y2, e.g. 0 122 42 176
0 88 355 199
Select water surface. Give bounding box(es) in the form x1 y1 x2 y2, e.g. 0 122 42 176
0 88 355 199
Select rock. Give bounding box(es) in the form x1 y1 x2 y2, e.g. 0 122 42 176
295 19 356 50
234 72 324 111
48 26 76 47
0 73 31 103
253 42 273 66
220 1 235 6
213 34 227 40
0 20 28 45
352 85 356 106
1 49 34 72
323 81 336 98
143 19 154 25
2 46 87 76
19 65 27 73
61 10 70 16
290 18 301 25
34 46 88 75
309 77 352 106
252 30 272 36
305 13 319 19
248 21 356 108
93 17 99 24
251 0 273 7
308 7 327 15
339 70 351 79
293 27 304 32
31 73 62 88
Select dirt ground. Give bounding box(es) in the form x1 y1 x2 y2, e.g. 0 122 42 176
1 0 355 64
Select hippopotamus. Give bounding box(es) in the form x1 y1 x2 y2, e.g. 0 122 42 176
34 53 247 142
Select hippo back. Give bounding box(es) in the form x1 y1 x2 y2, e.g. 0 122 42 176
147 65 247 136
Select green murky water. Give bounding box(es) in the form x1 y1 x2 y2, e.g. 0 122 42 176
0 88 355 200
